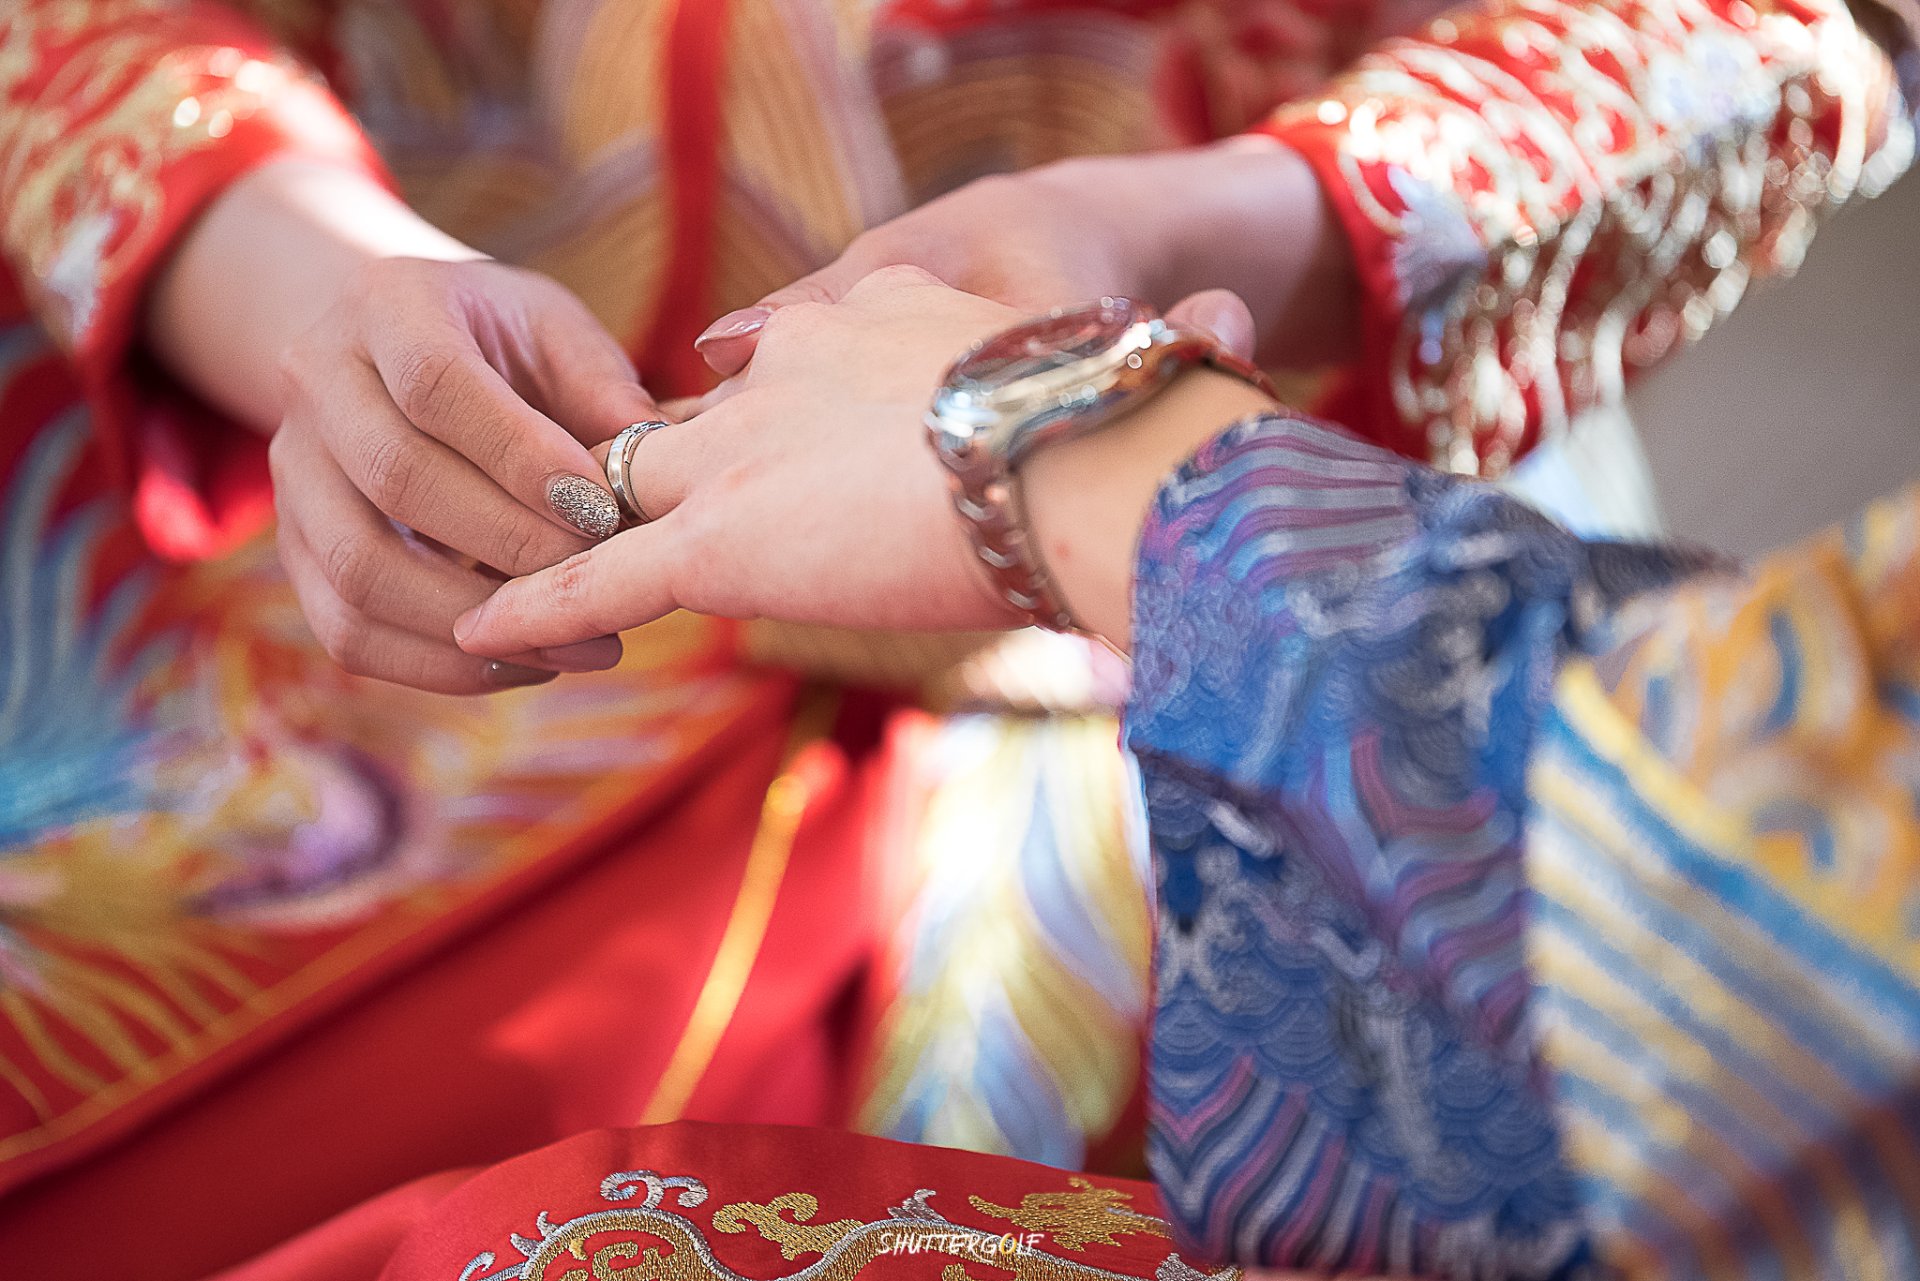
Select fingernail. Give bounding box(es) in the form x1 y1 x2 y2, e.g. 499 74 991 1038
453 606 481 645
694 307 771 350
537 635 623 672
548 474 621 539
484 660 558 688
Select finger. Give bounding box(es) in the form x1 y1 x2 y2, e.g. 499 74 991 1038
365 315 624 540
276 425 508 633
653 374 747 427
522 292 662 449
279 520 559 695
587 414 711 526
453 521 684 657
1166 288 1258 362
694 257 872 376
273 428 624 673
316 359 596 576
691 306 772 379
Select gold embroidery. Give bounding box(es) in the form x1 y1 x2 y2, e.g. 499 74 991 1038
460 1169 1241 1281
711 1193 862 1259
1 3 346 349
1271 0 1915 475
0 412 764 1171
969 1178 1170 1252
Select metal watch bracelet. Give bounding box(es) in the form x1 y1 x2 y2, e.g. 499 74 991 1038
935 336 1272 634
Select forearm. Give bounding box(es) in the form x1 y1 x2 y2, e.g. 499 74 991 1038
145 158 483 433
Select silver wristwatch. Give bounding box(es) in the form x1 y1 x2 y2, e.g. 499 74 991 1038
925 296 1271 631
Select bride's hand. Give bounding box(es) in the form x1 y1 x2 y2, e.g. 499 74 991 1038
451 268 1029 655
451 269 1271 657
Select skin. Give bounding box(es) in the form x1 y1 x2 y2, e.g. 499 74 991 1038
456 272 1376 1281
451 269 1283 659
146 159 654 692
695 141 1356 379
149 143 1348 693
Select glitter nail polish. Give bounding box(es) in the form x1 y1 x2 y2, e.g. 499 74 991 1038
548 474 622 539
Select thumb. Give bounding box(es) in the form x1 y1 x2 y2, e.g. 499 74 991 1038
693 257 870 377
1166 289 1258 363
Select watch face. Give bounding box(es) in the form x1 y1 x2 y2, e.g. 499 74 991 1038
947 298 1144 395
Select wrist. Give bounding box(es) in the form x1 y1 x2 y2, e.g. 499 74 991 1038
146 158 482 429
1020 367 1278 650
1093 144 1357 368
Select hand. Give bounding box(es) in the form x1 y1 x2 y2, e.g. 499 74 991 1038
449 270 1276 659
270 256 655 693
456 267 1019 655
692 143 1355 377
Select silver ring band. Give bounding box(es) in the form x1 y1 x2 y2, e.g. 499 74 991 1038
605 420 670 525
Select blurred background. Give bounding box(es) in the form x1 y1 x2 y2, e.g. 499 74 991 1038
1629 168 1920 558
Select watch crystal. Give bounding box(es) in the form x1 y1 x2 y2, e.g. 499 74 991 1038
947 298 1142 393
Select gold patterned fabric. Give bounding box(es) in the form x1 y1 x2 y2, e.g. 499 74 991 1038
1526 482 1920 1277
372 1122 1240 1281
1260 0 1919 473
0 3 362 356
2 4 1918 1270
0 1 1415 1222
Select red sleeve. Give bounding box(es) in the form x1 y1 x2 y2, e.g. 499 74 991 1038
0 1 390 558
1252 0 1919 474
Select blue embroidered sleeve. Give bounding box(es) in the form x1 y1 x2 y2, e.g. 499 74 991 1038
1123 413 1713 1278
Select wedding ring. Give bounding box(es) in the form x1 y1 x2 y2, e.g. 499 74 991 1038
605 420 670 526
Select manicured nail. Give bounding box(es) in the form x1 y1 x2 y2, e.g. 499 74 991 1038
453 606 481 645
548 474 621 539
484 661 558 688
537 635 623 672
694 307 771 350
